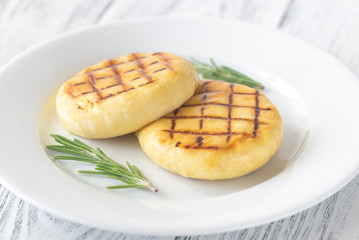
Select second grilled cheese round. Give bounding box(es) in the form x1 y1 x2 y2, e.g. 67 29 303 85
137 80 283 180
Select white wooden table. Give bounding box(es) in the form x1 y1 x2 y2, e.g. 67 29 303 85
1 0 359 239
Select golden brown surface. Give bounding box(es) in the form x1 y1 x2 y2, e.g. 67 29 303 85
56 52 199 138
137 80 283 180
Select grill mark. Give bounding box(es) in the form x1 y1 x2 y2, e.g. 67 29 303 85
253 90 260 137
199 106 205 129
182 102 271 110
153 68 167 74
102 87 135 100
100 83 121 90
130 76 141 81
188 146 221 150
85 56 148 74
163 130 246 136
195 91 256 96
69 54 166 101
153 52 173 70
227 84 234 142
108 59 123 85
97 76 113 80
148 61 159 66
87 73 102 100
170 120 176 139
197 136 203 146
124 69 136 74
163 115 267 124
170 108 179 139
198 98 205 140
74 82 86 86
67 85 78 97
80 91 94 95
138 81 154 87
85 62 124 74
161 82 267 150
233 92 257 95
133 53 152 82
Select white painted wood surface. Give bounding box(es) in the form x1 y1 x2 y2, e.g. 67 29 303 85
1 0 359 239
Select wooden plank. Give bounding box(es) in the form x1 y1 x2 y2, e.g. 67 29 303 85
279 0 359 75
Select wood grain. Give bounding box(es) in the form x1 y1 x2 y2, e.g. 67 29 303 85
1 0 359 239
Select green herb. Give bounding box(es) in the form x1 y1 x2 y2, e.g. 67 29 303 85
46 134 158 192
190 58 264 90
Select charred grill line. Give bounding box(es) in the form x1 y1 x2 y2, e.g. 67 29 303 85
75 85 138 98
69 54 167 101
87 72 102 100
195 91 256 96
67 85 78 97
100 83 121 90
170 120 176 139
108 59 123 85
182 102 271 110
253 90 260 137
227 84 234 142
85 56 147 74
138 81 154 87
153 52 173 70
203 81 210 85
199 106 205 129
170 107 179 139
133 53 152 83
148 61 159 66
153 68 167 74
80 91 93 95
124 69 136 74
74 82 86 86
197 136 203 146
102 87 135 100
97 76 113 80
188 146 221 150
233 92 257 95
130 76 141 81
163 130 246 136
163 115 267 124
198 99 205 143
199 93 206 129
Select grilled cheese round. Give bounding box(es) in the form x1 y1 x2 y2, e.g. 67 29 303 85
137 80 283 180
56 52 199 138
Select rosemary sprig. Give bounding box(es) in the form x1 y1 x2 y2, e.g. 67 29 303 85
190 58 264 90
46 134 158 192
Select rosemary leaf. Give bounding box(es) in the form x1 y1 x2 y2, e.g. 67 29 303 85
46 134 158 192
190 58 264 90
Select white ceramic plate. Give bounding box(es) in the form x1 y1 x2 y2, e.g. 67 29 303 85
1 18 359 236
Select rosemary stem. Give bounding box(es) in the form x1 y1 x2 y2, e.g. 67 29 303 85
46 134 157 192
